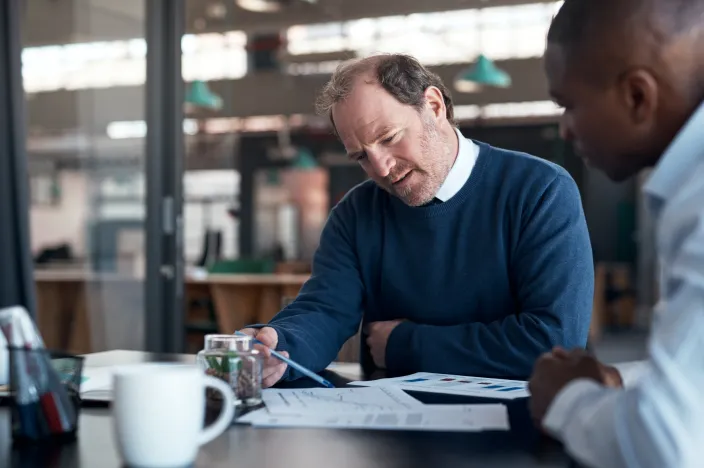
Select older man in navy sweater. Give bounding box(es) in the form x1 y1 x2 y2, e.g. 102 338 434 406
241 54 594 388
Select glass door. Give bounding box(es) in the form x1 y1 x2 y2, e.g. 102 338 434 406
22 0 185 353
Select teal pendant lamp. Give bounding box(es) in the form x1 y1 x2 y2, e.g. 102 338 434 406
454 54 512 93
185 80 223 111
292 148 317 170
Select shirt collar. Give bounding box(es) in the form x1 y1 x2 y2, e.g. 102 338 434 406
644 101 704 210
435 128 479 202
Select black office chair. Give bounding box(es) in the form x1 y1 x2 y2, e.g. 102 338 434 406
186 230 223 352
34 243 73 264
195 230 222 268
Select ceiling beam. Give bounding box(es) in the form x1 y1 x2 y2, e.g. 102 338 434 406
191 0 558 34
25 0 559 47
26 57 549 133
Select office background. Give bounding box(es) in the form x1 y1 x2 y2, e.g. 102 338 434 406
0 0 653 361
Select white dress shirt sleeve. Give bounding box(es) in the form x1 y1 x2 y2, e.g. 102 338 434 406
612 361 648 387
542 219 704 468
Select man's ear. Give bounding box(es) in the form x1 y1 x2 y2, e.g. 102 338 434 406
424 86 447 121
620 68 658 126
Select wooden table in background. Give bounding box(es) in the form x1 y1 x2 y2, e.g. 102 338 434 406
34 271 310 354
37 263 623 361
186 274 309 332
34 270 143 355
186 274 361 362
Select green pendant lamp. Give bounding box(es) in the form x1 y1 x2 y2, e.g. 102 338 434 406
185 80 223 111
292 148 317 170
454 54 512 93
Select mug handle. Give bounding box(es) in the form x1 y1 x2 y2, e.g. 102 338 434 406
198 375 236 446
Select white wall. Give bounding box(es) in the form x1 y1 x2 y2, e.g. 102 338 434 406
29 169 239 262
30 171 89 256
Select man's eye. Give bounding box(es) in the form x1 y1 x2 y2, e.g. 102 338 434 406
382 134 397 144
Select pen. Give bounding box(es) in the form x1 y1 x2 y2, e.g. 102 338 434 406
234 331 335 388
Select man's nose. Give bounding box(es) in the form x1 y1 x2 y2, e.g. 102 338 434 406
367 148 396 178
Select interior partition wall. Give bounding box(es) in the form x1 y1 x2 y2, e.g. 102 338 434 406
145 0 186 353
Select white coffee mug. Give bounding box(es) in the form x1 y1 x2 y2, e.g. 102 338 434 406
112 363 235 468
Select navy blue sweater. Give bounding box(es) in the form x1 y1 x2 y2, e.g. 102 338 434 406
261 141 593 380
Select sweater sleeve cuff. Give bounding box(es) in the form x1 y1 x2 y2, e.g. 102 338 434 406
385 321 418 373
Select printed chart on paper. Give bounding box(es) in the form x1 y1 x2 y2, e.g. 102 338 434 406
262 386 423 415
350 372 530 400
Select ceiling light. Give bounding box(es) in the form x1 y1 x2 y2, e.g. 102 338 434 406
236 0 317 13
454 55 512 93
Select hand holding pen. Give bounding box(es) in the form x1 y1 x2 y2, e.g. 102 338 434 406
238 328 289 388
236 329 334 389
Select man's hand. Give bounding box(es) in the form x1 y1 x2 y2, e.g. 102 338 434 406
529 347 623 425
551 347 623 387
238 327 289 388
365 320 403 369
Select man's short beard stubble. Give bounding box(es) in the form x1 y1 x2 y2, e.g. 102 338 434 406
387 114 454 207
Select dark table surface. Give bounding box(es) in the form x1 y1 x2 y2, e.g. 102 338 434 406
0 350 570 468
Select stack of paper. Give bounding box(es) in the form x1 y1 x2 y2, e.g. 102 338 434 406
78 367 115 401
237 386 509 432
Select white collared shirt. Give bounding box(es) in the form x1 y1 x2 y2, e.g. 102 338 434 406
434 128 479 202
543 102 704 468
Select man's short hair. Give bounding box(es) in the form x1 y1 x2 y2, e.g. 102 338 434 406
548 0 704 92
316 54 456 132
548 0 704 52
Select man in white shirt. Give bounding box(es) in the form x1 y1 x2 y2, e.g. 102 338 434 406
529 1 704 467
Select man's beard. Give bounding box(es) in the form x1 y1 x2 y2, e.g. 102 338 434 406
386 116 451 206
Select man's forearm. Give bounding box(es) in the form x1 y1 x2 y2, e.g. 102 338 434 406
266 310 359 380
385 317 558 379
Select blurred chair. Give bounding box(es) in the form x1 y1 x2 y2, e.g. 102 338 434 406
186 229 223 352
184 283 219 353
195 229 222 268
590 262 637 343
34 243 73 265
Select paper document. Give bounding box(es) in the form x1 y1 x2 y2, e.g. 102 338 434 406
0 366 114 400
262 386 422 415
350 372 530 400
78 367 115 401
80 363 192 402
238 403 509 431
